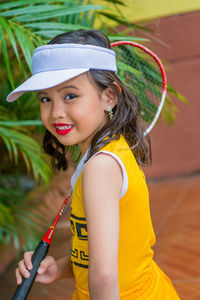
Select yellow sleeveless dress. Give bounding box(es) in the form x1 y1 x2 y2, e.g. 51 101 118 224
69 135 180 299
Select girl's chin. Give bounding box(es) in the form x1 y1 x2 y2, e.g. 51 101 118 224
54 135 77 147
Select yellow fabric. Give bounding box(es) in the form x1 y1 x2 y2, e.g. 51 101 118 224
70 135 180 299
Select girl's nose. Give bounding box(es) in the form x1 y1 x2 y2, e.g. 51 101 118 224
51 101 66 119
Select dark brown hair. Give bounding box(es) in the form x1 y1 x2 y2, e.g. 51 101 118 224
43 29 151 170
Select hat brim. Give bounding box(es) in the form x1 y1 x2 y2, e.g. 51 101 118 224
6 68 89 102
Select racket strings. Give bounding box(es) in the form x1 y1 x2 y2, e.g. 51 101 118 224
112 44 164 130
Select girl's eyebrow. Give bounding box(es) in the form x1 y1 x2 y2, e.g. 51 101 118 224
37 91 48 96
57 85 80 92
37 85 79 96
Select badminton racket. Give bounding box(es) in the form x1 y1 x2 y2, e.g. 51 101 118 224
111 41 167 135
12 190 72 300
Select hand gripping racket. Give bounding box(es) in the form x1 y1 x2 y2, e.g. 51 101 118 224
12 190 72 300
111 41 167 135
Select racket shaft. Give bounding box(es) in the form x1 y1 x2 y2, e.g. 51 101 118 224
12 240 49 300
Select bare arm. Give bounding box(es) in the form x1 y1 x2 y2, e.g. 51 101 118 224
82 154 122 300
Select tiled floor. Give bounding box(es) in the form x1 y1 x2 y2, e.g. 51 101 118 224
0 174 199 299
150 174 200 299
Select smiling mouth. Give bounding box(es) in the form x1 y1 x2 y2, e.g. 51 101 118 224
53 123 74 135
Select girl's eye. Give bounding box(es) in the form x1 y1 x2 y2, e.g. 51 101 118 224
39 97 51 103
64 93 77 101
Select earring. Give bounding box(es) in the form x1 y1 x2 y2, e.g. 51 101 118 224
107 106 113 120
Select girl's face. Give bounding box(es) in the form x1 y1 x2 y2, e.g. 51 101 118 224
38 73 116 154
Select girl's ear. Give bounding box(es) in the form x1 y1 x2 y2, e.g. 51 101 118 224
101 87 118 110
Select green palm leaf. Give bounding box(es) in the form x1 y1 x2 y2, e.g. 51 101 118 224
0 24 14 88
12 5 106 22
0 0 75 10
0 5 64 17
0 120 43 126
0 16 21 66
24 22 90 30
11 23 35 71
0 126 51 183
0 186 48 253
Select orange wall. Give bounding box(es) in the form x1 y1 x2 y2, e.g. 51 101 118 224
137 11 200 179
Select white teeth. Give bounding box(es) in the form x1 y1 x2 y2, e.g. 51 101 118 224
56 125 73 130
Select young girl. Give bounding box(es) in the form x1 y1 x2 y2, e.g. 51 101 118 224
7 29 180 300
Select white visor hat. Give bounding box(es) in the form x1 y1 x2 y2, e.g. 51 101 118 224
6 43 117 102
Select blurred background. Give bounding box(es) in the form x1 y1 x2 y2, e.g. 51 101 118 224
0 0 200 299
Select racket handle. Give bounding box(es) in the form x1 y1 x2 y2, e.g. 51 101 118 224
12 240 49 300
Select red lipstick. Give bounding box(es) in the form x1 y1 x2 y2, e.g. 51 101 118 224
53 123 74 136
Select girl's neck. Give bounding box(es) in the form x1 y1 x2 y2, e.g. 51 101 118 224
78 141 91 156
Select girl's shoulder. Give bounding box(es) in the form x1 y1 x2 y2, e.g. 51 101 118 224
84 135 131 175
82 135 131 194
84 134 135 183
82 145 123 199
100 134 136 166
71 135 127 191
100 134 131 154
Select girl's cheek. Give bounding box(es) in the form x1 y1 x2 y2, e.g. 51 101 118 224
40 110 45 124
40 109 50 128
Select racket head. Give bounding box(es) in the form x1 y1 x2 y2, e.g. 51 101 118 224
111 41 167 135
